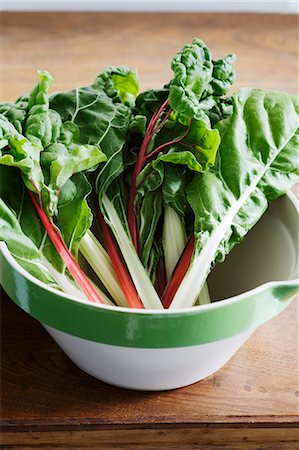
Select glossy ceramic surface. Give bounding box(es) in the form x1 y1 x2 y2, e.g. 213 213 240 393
44 324 255 390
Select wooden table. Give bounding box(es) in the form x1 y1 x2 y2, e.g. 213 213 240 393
1 11 298 449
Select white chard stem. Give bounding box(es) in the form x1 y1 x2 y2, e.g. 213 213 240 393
80 230 129 307
42 256 112 305
163 206 187 280
102 194 163 309
163 206 211 308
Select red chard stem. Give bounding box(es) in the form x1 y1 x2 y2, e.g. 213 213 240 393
145 119 192 163
95 202 144 309
28 190 106 304
128 99 169 251
162 235 195 309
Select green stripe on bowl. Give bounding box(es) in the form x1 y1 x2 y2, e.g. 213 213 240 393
1 246 297 348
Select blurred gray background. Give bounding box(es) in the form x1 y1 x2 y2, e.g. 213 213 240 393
1 0 298 13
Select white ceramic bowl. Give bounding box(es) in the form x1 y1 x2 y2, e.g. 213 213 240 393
1 193 298 390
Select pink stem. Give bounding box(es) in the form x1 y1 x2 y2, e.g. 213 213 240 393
145 119 192 163
128 98 169 251
154 108 172 134
28 190 105 304
147 98 170 134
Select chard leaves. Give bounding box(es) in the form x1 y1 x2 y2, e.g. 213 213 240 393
41 142 107 189
169 38 235 122
0 166 58 287
135 118 220 269
50 77 133 227
0 198 58 287
94 66 139 108
0 95 28 133
57 173 93 262
25 70 62 147
1 40 298 311
0 114 44 192
171 88 299 308
169 38 213 119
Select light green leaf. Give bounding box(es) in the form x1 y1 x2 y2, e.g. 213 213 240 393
0 166 57 287
0 198 58 287
205 54 236 97
93 66 139 108
0 114 44 192
41 142 107 189
158 119 220 172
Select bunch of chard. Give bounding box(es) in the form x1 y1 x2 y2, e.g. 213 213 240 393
0 39 298 309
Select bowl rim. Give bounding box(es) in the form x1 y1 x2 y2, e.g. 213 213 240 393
1 191 298 316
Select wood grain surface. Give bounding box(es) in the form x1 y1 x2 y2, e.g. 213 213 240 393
0 11 298 449
0 12 298 101
1 294 299 449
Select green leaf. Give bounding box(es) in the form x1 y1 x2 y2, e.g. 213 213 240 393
0 199 58 287
0 182 58 288
170 88 299 309
0 114 44 192
158 119 220 172
56 173 93 261
25 70 62 147
205 54 236 97
0 95 28 133
0 165 62 273
41 142 107 189
50 74 133 230
50 83 129 146
0 166 44 247
139 190 163 269
0 164 93 278
0 166 95 299
169 38 213 120
93 66 139 108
